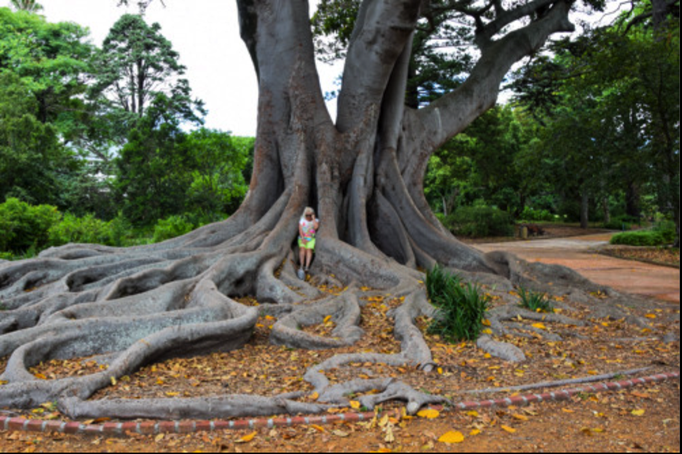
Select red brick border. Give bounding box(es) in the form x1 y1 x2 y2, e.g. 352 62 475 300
0 371 677 436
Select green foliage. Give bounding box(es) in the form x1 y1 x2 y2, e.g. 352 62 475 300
0 7 95 138
426 265 489 343
511 19 679 241
0 72 83 207
152 215 195 243
0 197 61 254
115 104 253 226
107 213 136 247
602 215 641 230
114 94 195 225
519 207 555 222
92 13 204 123
47 213 112 247
184 129 252 220
445 206 513 238
9 0 43 13
518 287 554 313
610 230 673 247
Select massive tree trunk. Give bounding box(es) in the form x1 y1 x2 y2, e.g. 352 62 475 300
0 0 644 420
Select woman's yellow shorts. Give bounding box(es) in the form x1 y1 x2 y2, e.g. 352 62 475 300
298 238 316 250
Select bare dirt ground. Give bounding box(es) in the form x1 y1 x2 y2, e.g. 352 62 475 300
472 232 679 304
1 228 679 453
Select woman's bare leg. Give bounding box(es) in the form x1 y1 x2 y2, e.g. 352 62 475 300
305 249 313 269
299 246 306 270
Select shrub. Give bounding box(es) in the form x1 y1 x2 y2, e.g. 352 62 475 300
152 215 195 243
107 213 136 247
47 213 112 247
610 230 669 246
0 198 61 254
603 219 631 230
426 265 490 342
603 215 642 231
446 206 513 238
518 287 554 313
519 207 554 222
652 221 677 243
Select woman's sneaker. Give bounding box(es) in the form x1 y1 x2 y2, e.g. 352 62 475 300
297 268 305 280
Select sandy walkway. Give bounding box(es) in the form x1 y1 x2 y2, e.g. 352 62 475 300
473 233 680 304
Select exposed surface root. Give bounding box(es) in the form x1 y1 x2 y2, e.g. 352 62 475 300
0 189 660 422
271 294 364 349
462 367 653 395
59 394 335 420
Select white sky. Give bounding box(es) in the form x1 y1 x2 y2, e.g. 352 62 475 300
1 1 622 136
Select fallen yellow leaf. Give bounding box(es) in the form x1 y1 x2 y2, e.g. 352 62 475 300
645 314 656 319
501 425 516 434
512 414 529 421
236 431 257 443
438 431 465 444
531 323 546 330
417 409 440 419
470 429 481 436
311 424 326 432
631 409 645 416
350 400 361 409
482 319 491 326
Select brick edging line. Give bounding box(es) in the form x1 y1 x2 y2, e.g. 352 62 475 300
1 371 678 436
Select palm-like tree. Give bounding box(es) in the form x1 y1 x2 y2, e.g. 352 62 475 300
10 0 43 13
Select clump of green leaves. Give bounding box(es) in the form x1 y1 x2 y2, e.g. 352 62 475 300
426 265 490 342
518 287 554 313
152 215 195 243
0 197 62 255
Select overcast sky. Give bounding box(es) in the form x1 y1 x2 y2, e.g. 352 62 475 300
2 1 621 137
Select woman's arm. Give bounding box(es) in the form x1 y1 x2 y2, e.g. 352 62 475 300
299 221 307 243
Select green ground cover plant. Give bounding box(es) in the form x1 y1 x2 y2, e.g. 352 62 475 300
518 287 554 313
426 265 490 342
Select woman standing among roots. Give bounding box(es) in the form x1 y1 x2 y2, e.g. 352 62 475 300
298 207 319 279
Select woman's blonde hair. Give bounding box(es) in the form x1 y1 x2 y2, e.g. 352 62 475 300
301 207 315 220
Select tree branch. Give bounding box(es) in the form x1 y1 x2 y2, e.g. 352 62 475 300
475 0 559 47
336 0 422 133
413 0 574 152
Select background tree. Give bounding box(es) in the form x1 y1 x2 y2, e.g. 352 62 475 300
91 13 204 129
0 0 665 421
0 72 82 207
511 6 679 238
9 0 42 13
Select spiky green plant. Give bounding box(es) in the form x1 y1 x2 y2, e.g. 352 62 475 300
426 265 489 342
518 287 554 313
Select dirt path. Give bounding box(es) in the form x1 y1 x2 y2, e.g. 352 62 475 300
473 233 680 304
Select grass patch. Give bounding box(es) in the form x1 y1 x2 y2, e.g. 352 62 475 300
426 265 489 342
518 287 554 313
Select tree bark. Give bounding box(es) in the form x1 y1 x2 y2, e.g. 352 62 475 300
580 190 590 229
